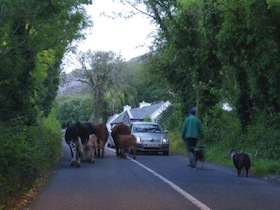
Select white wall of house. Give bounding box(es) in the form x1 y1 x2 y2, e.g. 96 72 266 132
150 101 171 122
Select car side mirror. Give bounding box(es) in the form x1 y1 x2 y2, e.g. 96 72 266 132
164 130 168 134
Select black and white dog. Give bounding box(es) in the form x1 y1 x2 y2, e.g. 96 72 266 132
230 149 251 177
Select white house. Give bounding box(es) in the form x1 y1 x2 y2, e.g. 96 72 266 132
107 101 171 129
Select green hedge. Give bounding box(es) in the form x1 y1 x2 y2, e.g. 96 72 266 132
0 111 62 208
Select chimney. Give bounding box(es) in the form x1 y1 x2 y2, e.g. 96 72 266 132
139 101 151 109
123 105 132 112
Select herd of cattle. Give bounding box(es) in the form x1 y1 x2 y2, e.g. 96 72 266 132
64 122 136 167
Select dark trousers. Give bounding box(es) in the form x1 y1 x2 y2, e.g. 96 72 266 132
185 137 198 152
185 137 198 166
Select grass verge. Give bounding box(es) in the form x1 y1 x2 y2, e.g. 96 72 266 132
169 132 280 177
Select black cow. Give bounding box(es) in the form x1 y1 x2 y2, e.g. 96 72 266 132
65 122 89 167
83 122 98 135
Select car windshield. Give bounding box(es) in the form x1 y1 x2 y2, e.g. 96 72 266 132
132 124 162 133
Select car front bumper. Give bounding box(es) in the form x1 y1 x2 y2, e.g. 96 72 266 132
136 143 169 152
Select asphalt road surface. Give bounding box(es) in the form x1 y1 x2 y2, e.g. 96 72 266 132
28 140 280 210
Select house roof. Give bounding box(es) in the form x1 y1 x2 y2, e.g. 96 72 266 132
130 102 166 120
110 101 171 125
111 112 129 124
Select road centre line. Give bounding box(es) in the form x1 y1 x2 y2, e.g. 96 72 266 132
128 157 212 210
106 147 211 210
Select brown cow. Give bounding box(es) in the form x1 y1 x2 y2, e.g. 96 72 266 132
94 123 109 158
111 123 131 156
84 134 98 163
117 134 137 159
82 123 109 158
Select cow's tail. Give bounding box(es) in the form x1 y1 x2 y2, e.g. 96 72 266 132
65 130 71 145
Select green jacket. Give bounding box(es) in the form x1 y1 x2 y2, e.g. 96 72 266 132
181 115 204 140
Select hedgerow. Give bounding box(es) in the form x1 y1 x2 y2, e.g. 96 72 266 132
0 109 62 208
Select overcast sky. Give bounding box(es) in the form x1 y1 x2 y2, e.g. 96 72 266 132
62 0 156 73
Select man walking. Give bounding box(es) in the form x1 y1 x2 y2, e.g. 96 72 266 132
181 108 204 168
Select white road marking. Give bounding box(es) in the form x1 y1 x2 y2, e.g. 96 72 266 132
106 147 211 210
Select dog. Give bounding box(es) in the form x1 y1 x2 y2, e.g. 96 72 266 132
195 146 205 168
189 146 205 169
195 146 205 161
230 149 251 177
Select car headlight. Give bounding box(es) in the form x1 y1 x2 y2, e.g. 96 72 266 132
162 138 168 143
136 136 141 143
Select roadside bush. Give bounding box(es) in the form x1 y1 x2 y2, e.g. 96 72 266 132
168 131 186 155
203 105 242 146
0 109 62 208
158 103 184 131
245 114 280 160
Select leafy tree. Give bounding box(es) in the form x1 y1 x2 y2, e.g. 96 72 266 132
73 50 126 123
123 0 279 130
135 0 223 118
0 0 92 124
123 57 174 106
217 0 280 131
217 0 255 132
245 0 280 116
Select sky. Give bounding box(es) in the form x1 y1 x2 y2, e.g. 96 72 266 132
62 0 156 73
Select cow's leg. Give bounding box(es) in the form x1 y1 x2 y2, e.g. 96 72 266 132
69 141 77 166
77 137 85 160
83 149 88 162
93 136 98 158
99 139 105 158
89 143 95 163
87 135 96 163
132 145 136 160
74 138 84 167
101 143 105 158
123 148 127 159
119 146 123 158
90 147 95 163
120 145 126 158
115 143 120 156
76 151 81 167
97 144 101 158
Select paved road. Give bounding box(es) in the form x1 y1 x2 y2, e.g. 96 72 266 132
28 141 280 210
